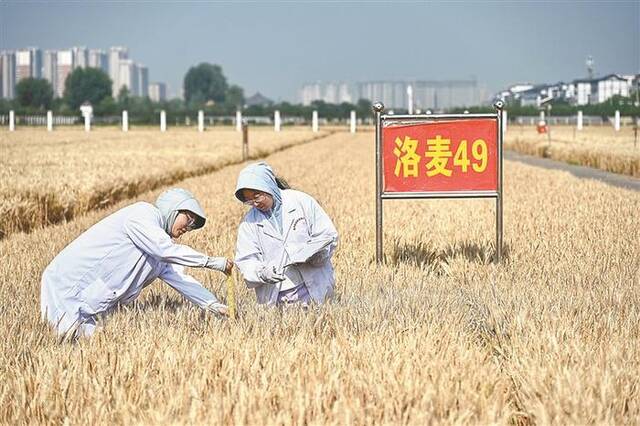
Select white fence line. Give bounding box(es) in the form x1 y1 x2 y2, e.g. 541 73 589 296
514 116 607 126
13 113 634 129
0 114 81 126
0 113 362 128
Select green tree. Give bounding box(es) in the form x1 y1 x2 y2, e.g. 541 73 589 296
64 67 112 110
0 98 14 114
355 98 373 119
16 78 53 110
117 87 131 110
225 84 245 109
95 96 117 115
183 63 228 106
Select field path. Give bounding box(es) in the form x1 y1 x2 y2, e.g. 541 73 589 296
506 150 640 191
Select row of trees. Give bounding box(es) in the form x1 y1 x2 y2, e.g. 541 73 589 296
0 62 248 116
0 61 376 121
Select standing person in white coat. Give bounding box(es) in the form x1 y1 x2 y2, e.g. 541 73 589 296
234 162 338 306
41 188 232 338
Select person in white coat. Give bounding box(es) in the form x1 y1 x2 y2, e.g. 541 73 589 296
40 188 232 338
234 162 338 306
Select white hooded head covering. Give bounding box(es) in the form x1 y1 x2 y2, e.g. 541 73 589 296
234 162 283 233
155 188 207 234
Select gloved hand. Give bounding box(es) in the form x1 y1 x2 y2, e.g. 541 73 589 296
205 257 233 275
206 301 229 317
257 261 285 284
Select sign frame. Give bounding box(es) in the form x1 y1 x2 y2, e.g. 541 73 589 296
373 100 505 264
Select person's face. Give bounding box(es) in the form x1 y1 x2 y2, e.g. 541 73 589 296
171 211 196 239
241 189 274 212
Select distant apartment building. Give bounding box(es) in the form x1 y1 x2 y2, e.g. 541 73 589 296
42 50 58 96
2 44 153 100
72 46 88 69
149 82 167 102
1 51 16 99
499 74 637 106
301 79 483 109
15 50 32 82
88 49 109 74
56 50 74 98
137 65 149 97
16 47 42 82
300 82 322 105
118 59 139 96
574 74 632 105
300 81 353 105
338 82 352 104
109 46 129 97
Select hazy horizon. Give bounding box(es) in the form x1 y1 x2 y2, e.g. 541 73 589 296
2 1 638 101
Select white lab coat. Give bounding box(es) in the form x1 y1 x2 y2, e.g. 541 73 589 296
235 189 338 305
40 202 220 336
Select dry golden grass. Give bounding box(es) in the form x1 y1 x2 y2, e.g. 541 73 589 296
505 125 640 177
1 130 639 424
0 126 329 238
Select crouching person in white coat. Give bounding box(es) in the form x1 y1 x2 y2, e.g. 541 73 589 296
234 162 338 306
41 188 232 338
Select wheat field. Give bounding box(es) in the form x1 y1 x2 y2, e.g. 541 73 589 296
1 129 639 424
505 125 640 177
0 127 329 238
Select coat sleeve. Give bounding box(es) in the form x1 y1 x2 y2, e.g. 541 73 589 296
159 263 221 308
304 193 338 263
124 215 208 267
234 220 269 288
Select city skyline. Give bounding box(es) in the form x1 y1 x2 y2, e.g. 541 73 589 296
1 42 636 109
1 1 637 102
0 45 167 102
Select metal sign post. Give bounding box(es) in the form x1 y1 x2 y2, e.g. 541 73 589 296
374 103 384 262
547 104 552 147
374 100 504 264
242 119 249 161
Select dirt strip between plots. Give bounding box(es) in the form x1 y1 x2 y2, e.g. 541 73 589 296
506 150 640 192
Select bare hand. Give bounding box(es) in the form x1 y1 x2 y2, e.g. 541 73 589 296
215 305 229 317
224 259 234 275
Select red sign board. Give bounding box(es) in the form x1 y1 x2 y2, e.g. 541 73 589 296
382 118 498 193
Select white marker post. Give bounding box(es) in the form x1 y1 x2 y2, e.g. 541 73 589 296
614 110 620 131
122 110 129 132
236 110 242 132
577 110 583 131
80 103 92 132
312 110 318 132
47 110 53 131
350 110 356 133
198 110 204 132
9 110 14 131
274 110 281 132
160 110 166 132
501 109 507 138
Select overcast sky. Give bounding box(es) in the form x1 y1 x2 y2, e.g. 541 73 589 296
2 1 638 101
